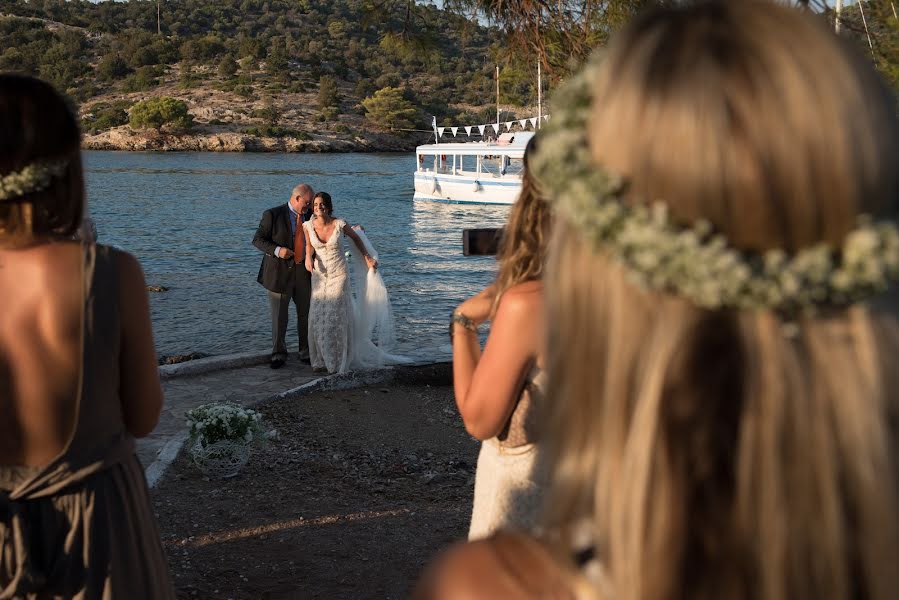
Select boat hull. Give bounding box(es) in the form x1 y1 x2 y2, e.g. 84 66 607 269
413 172 521 205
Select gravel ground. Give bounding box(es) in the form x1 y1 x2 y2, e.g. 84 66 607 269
151 378 479 599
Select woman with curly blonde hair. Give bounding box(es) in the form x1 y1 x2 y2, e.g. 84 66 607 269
451 136 553 539
418 1 899 598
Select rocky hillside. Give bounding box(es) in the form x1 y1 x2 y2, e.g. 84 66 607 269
1 0 544 152
79 64 427 152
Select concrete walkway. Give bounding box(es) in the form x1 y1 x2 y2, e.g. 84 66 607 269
140 349 450 487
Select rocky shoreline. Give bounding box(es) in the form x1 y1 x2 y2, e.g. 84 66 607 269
82 127 423 153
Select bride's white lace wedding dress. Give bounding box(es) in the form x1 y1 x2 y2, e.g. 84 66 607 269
304 219 407 374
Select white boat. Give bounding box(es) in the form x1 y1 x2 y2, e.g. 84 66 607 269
413 131 535 205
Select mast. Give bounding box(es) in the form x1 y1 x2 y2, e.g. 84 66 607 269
537 60 542 130
495 65 500 138
857 0 875 60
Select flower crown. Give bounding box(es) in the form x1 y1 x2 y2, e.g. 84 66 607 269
0 159 69 203
530 56 899 314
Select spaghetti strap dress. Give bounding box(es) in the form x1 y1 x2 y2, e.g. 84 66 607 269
0 244 175 599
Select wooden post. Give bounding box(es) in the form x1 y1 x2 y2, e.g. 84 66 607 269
157 0 161 35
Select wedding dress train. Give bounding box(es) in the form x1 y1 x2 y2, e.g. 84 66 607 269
305 220 408 374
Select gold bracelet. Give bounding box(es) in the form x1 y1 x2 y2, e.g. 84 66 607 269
449 311 478 341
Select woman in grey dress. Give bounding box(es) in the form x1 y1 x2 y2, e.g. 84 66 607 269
0 75 174 598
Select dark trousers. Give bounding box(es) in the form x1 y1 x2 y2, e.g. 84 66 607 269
268 266 312 360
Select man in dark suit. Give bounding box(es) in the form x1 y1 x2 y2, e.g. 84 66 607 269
253 183 314 369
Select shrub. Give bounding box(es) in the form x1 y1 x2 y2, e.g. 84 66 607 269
97 54 131 81
318 75 340 111
242 125 306 138
362 86 418 130
129 97 193 131
218 54 238 78
122 66 161 92
82 100 131 132
234 84 255 99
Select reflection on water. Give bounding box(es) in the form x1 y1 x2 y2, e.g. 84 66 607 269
84 151 510 360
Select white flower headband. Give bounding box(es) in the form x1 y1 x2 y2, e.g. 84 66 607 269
0 159 69 203
530 55 899 314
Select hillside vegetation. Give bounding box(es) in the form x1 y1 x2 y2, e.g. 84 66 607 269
0 0 545 150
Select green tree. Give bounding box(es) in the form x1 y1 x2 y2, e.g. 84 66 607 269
444 0 656 80
856 1 899 93
129 97 194 131
0 47 25 71
258 96 281 126
81 100 131 133
317 75 340 111
362 86 418 130
97 54 131 81
266 36 289 81
218 53 239 77
238 36 264 60
122 66 161 92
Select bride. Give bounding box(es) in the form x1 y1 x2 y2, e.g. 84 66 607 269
303 192 406 374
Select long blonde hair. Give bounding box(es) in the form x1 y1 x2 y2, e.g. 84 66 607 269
543 2 899 599
492 137 552 314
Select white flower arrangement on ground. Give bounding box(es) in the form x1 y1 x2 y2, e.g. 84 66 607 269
186 402 270 448
185 402 278 478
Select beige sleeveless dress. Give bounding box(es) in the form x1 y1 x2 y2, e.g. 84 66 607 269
0 244 175 599
468 366 548 540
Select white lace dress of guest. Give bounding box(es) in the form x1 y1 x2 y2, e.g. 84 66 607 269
304 219 409 374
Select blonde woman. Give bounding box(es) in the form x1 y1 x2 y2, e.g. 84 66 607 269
451 138 552 539
418 1 899 598
0 75 174 598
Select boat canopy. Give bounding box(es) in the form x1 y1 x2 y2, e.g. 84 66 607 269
416 132 535 158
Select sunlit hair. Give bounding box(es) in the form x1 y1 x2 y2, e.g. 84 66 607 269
492 137 552 315
0 74 84 244
543 2 899 600
313 191 333 216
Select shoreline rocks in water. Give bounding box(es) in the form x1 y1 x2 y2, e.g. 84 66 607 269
83 127 420 153
159 352 210 365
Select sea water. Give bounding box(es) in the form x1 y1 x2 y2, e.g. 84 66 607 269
84 151 509 361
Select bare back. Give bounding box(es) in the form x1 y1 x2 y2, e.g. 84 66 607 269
0 240 163 467
0 241 83 466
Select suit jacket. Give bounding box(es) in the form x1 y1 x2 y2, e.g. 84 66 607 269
253 204 309 293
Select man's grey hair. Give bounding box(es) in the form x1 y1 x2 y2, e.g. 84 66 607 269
292 183 312 199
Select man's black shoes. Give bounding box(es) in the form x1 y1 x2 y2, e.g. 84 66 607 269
270 358 285 369
299 356 311 365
